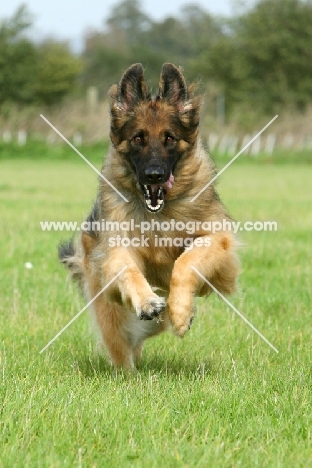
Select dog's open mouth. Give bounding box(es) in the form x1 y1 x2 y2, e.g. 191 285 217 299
142 184 165 212
141 174 174 212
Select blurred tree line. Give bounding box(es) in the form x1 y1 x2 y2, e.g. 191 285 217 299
1 0 312 120
0 5 81 106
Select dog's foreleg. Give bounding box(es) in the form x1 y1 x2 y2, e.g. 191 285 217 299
167 232 238 337
102 248 167 320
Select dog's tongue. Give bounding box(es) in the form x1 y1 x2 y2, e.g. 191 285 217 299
162 173 174 192
150 173 174 196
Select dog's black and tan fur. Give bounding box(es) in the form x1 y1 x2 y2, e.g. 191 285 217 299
59 63 239 369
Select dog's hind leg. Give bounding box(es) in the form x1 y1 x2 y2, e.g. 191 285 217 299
91 301 169 369
93 302 136 369
133 343 144 362
81 244 136 369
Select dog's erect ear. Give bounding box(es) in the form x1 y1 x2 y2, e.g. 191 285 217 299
114 63 147 111
109 64 147 145
158 63 188 109
158 63 201 132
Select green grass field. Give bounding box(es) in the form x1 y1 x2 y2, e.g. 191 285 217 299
0 144 311 467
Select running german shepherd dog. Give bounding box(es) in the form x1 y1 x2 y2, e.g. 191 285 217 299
59 63 239 369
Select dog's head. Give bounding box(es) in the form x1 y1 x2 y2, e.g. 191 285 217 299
109 63 201 213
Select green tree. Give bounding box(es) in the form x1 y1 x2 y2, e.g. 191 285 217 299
205 0 312 114
0 5 82 106
81 1 222 91
106 0 151 44
141 5 222 71
82 46 129 96
36 41 82 105
0 5 37 104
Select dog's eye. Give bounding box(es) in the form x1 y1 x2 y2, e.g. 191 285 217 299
133 135 143 144
165 135 175 144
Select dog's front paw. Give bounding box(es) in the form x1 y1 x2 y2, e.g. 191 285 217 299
167 294 195 337
138 296 167 320
171 313 194 337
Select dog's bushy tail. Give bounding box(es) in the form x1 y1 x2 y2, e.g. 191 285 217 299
58 200 99 290
58 237 84 287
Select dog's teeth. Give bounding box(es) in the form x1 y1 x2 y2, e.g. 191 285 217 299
157 199 164 205
146 203 163 212
146 200 151 205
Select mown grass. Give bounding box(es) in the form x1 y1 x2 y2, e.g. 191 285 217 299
0 146 311 467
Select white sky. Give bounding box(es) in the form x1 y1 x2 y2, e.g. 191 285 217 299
0 0 251 50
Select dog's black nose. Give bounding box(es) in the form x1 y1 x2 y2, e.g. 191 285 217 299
144 166 165 184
